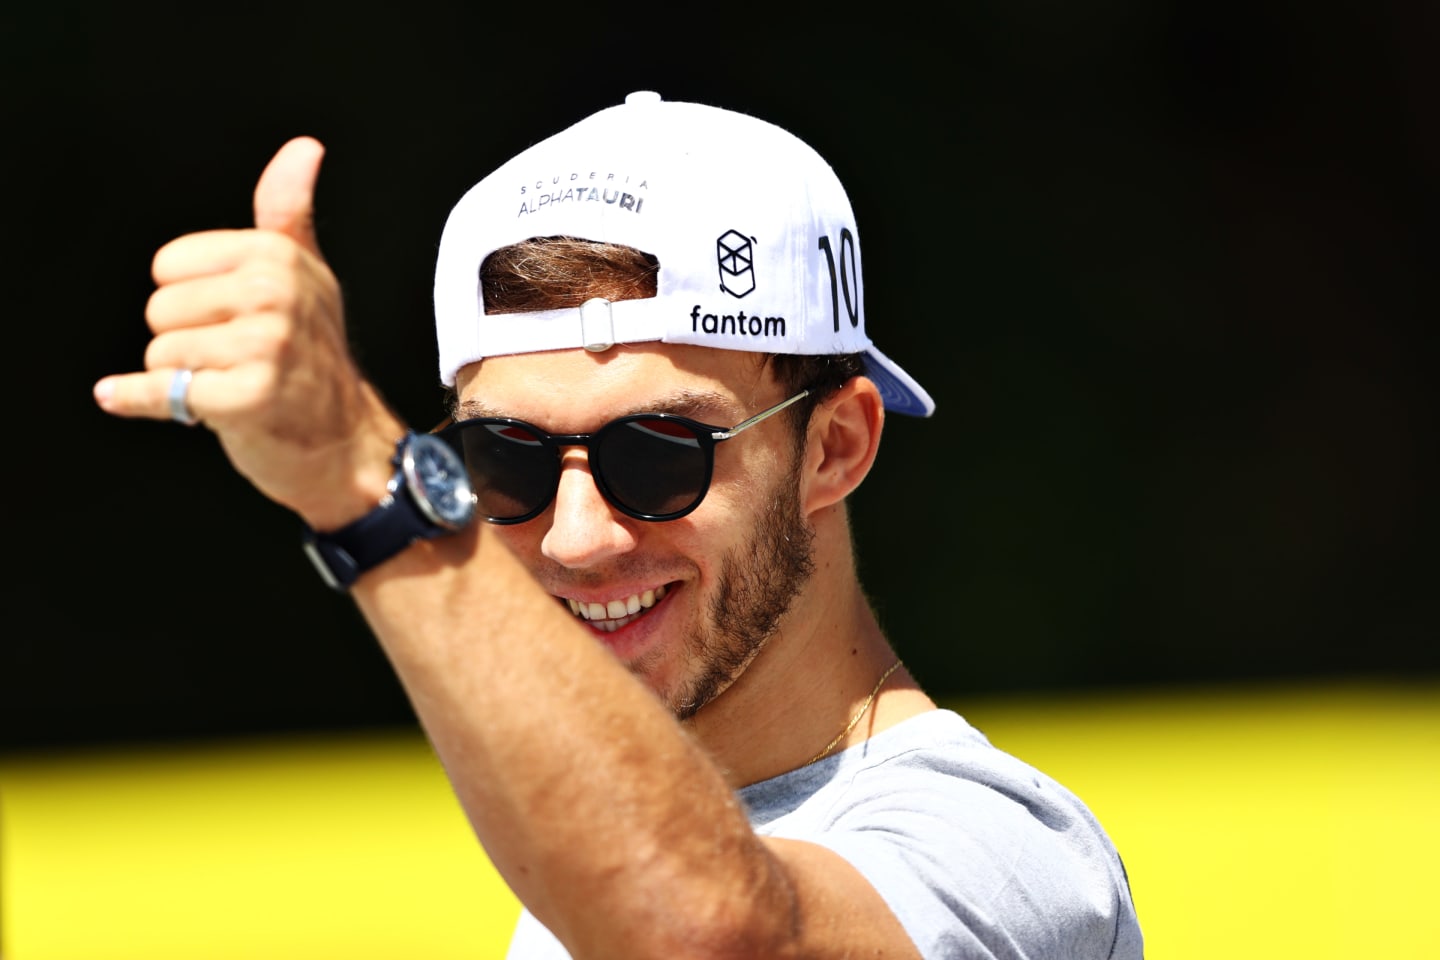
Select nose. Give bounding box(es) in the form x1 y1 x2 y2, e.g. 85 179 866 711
540 451 639 569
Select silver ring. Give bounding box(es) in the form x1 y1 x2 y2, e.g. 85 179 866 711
168 368 198 425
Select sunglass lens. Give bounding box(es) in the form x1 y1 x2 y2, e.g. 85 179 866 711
598 417 710 518
452 422 557 522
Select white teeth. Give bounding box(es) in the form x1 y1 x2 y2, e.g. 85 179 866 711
562 586 669 628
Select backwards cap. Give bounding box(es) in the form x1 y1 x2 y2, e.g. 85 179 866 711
433 91 934 417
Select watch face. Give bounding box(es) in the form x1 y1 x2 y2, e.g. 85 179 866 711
402 434 477 530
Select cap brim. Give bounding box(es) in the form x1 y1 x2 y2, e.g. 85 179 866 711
863 347 935 417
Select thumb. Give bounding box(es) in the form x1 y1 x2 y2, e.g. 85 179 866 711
253 136 326 255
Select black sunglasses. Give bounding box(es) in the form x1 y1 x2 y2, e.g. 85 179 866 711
435 390 809 523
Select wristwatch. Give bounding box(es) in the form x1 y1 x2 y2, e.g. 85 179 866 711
302 431 477 591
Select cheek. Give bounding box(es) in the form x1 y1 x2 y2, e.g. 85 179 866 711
491 520 548 560
676 495 752 568
706 440 796 516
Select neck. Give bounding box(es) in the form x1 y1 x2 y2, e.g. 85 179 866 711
685 508 935 787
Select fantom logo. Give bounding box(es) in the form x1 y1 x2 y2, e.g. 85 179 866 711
693 227 786 340
716 229 755 298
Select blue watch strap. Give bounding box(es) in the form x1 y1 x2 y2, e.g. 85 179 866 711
302 481 440 590
301 434 450 591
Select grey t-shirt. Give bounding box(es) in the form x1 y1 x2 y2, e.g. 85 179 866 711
506 709 1144 959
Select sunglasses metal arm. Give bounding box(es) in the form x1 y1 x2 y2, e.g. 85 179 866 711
710 390 810 441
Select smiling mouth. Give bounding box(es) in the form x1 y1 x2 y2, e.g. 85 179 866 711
561 584 670 633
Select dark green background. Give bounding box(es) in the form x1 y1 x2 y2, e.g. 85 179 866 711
3 3 1433 751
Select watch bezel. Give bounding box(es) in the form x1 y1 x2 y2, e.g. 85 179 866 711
399 433 476 531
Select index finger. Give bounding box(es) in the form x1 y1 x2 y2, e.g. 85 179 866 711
152 228 302 286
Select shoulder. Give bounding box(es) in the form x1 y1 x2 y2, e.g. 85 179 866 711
743 709 1067 828
742 709 1144 960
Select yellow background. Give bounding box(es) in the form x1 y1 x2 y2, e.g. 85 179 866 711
3 680 1435 959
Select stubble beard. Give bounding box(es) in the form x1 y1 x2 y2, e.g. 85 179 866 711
668 459 817 721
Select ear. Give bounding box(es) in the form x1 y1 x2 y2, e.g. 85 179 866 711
801 376 885 515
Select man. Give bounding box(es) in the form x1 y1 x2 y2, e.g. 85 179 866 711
94 91 1143 958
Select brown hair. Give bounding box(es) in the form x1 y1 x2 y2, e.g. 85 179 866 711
478 236 866 446
481 236 660 313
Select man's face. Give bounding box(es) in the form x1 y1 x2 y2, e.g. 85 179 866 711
453 344 816 718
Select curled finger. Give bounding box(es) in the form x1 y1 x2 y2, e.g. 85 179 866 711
144 308 290 375
148 252 312 335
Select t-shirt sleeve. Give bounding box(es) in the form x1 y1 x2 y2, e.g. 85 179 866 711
777 743 1139 959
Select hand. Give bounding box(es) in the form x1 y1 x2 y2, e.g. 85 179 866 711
94 138 402 529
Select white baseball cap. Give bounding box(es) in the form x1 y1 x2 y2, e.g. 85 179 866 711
433 91 934 417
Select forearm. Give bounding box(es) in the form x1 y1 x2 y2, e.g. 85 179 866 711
351 528 797 959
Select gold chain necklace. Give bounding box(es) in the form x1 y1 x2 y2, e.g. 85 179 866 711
808 659 903 765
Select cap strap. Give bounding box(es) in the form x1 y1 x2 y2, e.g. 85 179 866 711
470 298 668 360
581 297 615 352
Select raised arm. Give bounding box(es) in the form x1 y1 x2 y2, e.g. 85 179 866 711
93 140 924 960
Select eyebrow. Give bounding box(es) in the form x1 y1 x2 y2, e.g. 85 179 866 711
453 388 735 426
